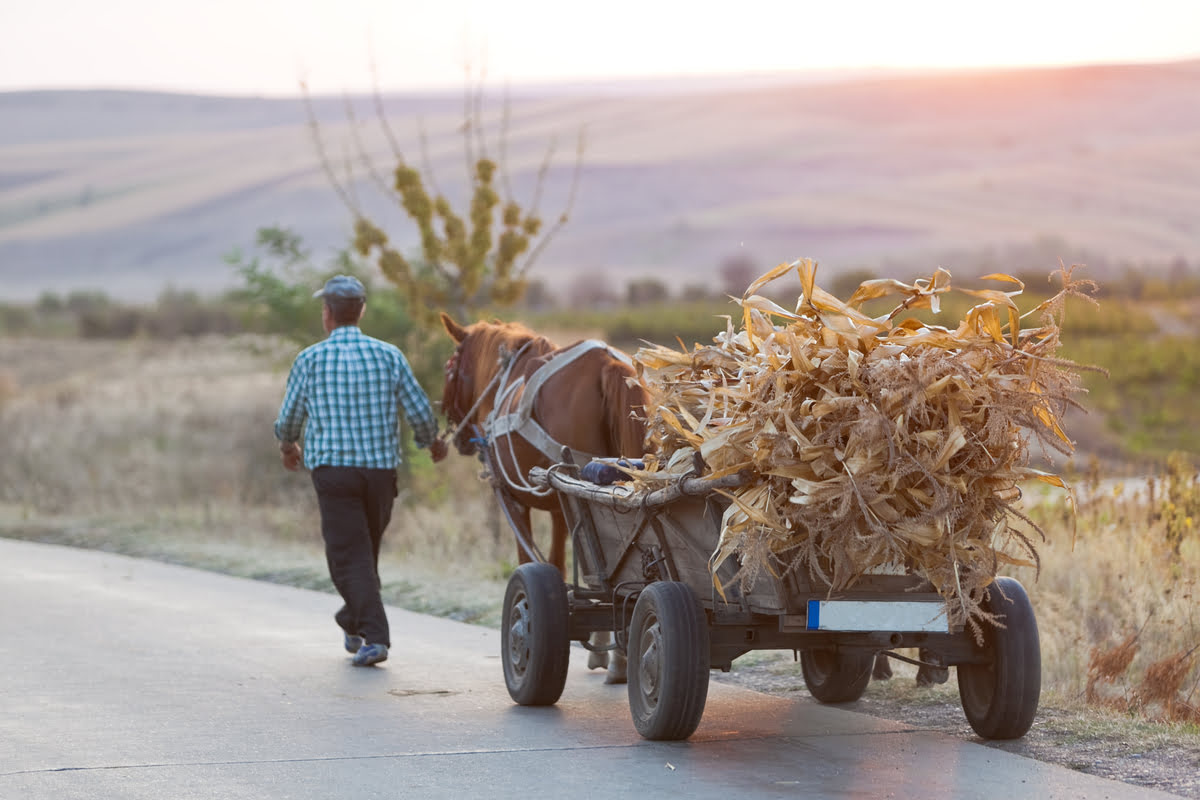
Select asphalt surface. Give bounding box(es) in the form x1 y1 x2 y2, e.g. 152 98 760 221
0 538 1181 799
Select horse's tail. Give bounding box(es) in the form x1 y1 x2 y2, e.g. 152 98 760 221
600 356 649 458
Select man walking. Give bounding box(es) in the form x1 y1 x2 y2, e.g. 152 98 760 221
275 275 447 666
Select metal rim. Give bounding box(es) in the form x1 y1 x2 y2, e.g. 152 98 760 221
635 613 664 711
506 591 532 683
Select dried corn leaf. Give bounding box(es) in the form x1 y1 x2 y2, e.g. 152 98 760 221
633 258 1089 631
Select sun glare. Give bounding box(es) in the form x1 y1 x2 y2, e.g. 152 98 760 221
1 0 1198 94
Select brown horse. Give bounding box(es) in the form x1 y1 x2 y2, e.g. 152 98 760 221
440 313 648 680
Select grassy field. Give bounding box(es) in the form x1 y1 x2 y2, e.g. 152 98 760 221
0 328 1196 730
0 334 514 623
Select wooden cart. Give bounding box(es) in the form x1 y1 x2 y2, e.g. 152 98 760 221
500 455 1041 742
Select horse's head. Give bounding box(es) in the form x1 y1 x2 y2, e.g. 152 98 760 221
439 312 553 457
440 312 479 456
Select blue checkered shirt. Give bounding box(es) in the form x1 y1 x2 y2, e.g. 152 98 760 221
274 326 439 470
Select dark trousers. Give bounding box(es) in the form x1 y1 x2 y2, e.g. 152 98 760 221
311 466 397 648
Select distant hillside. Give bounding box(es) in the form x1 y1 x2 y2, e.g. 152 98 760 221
2 60 1198 302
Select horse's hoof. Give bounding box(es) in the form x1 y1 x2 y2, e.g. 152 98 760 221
588 651 609 671
915 667 950 686
915 649 949 686
871 656 894 681
605 655 628 685
917 666 949 685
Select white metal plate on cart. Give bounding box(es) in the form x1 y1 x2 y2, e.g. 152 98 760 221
806 600 949 632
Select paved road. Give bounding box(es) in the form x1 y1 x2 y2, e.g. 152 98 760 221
0 538 1179 799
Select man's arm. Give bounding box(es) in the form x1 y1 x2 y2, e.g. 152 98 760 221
394 353 439 450
275 355 309 468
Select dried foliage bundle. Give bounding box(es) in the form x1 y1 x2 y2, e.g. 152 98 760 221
1087 632 1200 723
630 259 1091 634
1087 632 1140 705
1135 647 1200 723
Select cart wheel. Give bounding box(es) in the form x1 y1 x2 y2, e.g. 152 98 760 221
957 576 1041 739
627 581 710 741
800 648 874 703
501 563 570 706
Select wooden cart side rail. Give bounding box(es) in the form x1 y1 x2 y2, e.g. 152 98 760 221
528 465 753 510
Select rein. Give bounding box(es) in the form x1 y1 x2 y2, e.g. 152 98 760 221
442 339 536 444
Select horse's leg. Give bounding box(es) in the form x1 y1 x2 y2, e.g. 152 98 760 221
549 510 567 577
513 504 533 564
556 504 625 682
588 631 610 671
553 508 612 673
604 636 627 685
915 647 949 686
872 653 893 680
587 630 628 684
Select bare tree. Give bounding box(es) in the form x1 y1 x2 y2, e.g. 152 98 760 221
302 63 584 326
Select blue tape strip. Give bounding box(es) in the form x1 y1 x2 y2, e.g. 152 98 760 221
807 599 820 630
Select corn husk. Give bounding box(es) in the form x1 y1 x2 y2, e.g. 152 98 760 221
631 258 1090 637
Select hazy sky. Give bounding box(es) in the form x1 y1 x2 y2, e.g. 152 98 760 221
3 0 1199 95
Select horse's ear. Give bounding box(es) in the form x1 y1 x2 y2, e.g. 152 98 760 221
440 311 467 343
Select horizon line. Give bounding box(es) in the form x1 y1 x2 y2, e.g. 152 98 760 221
4 56 1199 101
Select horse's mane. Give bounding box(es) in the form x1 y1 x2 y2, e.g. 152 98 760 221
463 320 556 379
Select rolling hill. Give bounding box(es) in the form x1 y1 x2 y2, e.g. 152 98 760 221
1 60 1198 302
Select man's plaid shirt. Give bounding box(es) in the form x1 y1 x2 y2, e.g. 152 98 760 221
274 326 439 470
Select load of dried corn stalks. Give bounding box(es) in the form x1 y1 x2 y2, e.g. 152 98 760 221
629 258 1092 636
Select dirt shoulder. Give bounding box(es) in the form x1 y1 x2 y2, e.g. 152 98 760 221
712 653 1200 799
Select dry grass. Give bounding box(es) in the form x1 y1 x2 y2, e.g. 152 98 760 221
0 335 511 623
1017 464 1200 712
0 332 1196 721
0 335 306 512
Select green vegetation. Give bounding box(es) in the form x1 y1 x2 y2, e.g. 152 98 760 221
225 225 421 355
1 253 1198 463
1065 334 1200 455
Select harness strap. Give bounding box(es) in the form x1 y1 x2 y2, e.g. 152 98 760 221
486 339 612 468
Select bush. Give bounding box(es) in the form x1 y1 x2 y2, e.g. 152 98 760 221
0 304 33 335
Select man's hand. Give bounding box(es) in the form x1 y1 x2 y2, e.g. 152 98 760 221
279 441 303 472
429 438 449 463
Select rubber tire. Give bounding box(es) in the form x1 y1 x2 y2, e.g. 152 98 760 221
501 562 570 706
627 582 711 741
800 648 875 703
957 576 1041 740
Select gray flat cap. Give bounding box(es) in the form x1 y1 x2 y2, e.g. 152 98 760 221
313 274 366 300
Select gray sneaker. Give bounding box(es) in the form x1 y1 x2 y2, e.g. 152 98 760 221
352 643 388 667
344 632 365 654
